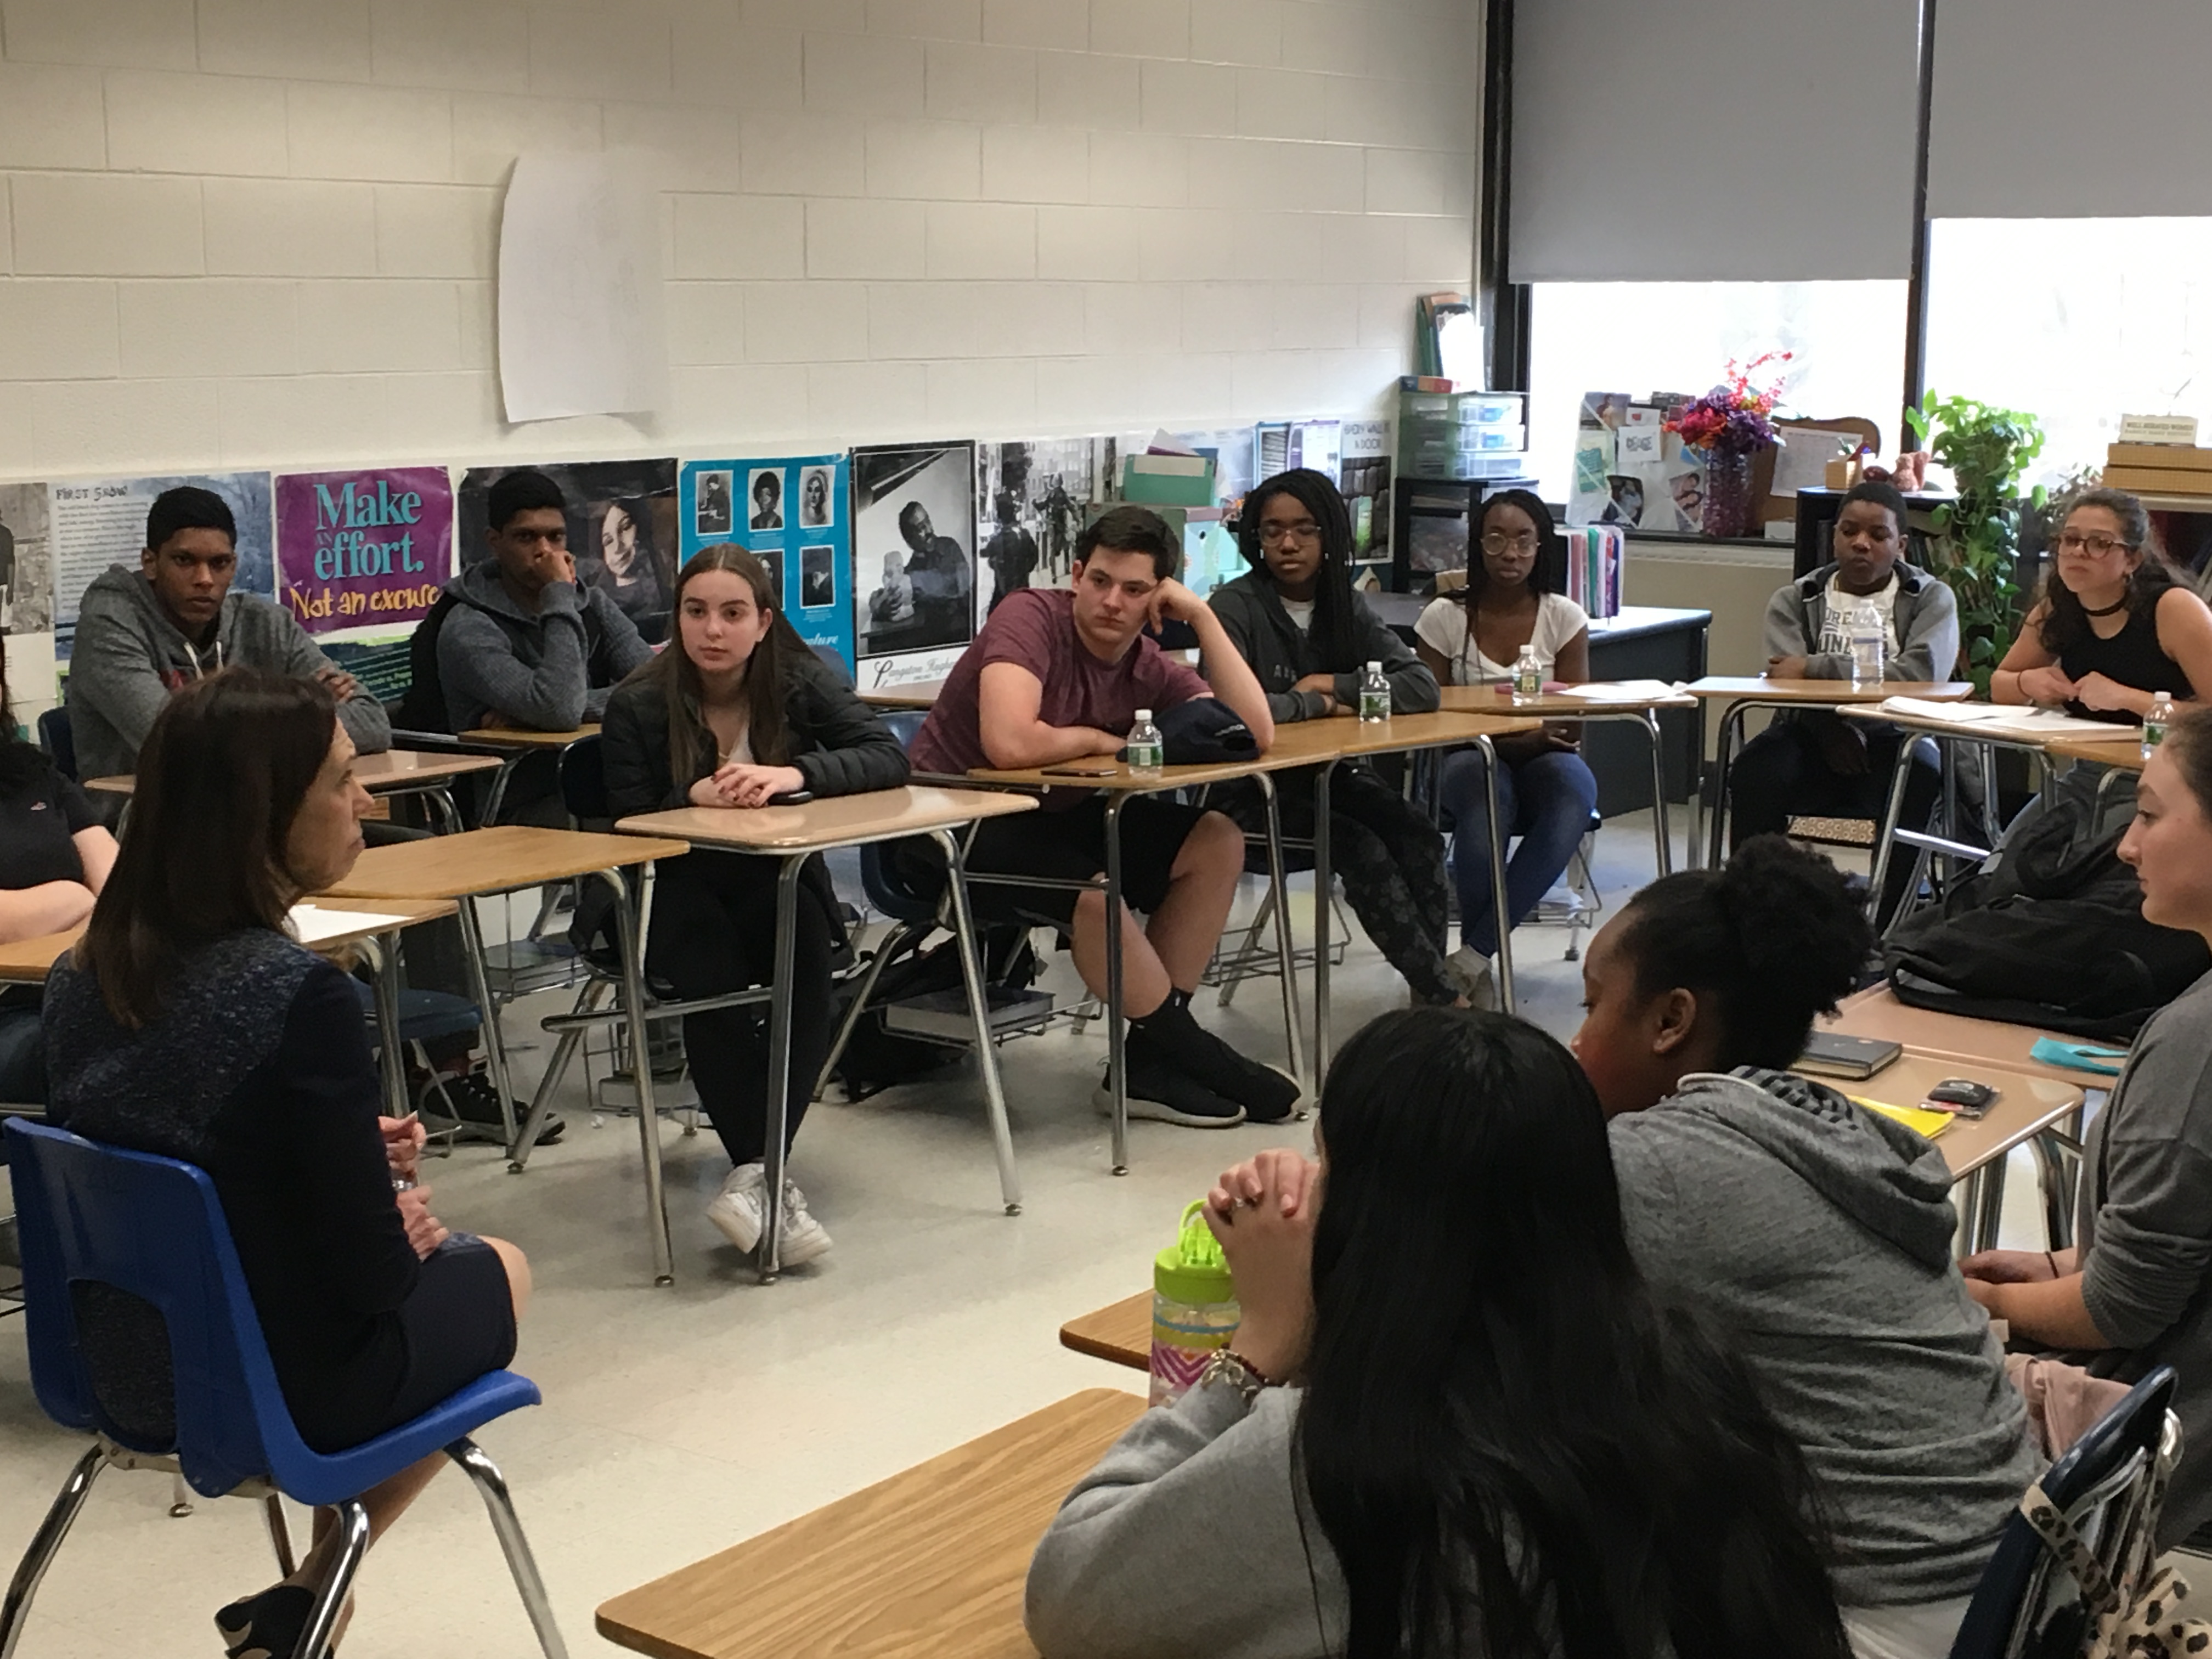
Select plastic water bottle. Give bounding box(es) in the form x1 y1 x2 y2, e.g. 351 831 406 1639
1849 600 1886 685
1358 659 1390 723
2145 690 2173 758
1126 708 1163 777
1512 644 1543 706
1150 1200 1238 1406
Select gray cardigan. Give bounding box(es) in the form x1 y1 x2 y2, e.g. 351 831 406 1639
1764 560 1961 684
1207 572 1439 723
2078 967 2212 1546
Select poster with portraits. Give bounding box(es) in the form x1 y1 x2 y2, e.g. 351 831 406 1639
457 459 677 644
679 454 853 672
974 435 1118 614
851 442 976 680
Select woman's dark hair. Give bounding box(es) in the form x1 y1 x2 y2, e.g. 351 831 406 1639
2162 706 2212 822
1460 488 1558 611
1240 467 1363 671
631 544 811 783
2036 486 2174 656
1613 836 1871 1068
77 670 337 1029
1833 478 1908 537
1299 1008 1847 1659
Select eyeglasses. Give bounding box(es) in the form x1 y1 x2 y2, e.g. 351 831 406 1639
1258 521 1322 546
2057 531 2135 556
1481 531 1539 555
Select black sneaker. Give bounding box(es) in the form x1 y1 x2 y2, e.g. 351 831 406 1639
1131 1005 1302 1124
216 1583 329 1659
423 1070 563 1146
1092 1053 1245 1128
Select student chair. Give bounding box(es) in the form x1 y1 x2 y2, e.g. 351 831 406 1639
1948 1365 2179 1659
34 710 75 783
0 1119 566 1659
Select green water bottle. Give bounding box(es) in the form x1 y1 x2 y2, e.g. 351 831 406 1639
1150 1200 1239 1406
2145 690 2172 759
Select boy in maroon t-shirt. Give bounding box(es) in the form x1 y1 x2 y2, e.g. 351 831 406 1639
905 507 1296 1127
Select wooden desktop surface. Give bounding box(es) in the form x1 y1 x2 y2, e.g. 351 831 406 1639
1839 703 2131 748
1686 676 1976 705
0 897 458 984
320 825 689 900
1437 685 1697 716
617 786 1038 853
1822 985 2108 1086
2048 736 2149 772
1060 1293 1152 1374
456 723 600 748
595 1389 1147 1659
858 680 945 709
84 747 504 797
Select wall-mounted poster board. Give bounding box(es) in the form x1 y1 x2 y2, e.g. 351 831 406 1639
680 455 853 671
456 459 677 645
851 441 977 689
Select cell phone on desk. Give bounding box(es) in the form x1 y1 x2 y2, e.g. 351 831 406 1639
765 791 814 805
1921 1078 1999 1119
1041 763 1121 777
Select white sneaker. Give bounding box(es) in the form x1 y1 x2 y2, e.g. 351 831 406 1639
1448 947 1497 1011
777 1180 834 1267
704 1161 766 1252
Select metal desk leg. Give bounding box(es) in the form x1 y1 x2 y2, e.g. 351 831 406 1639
757 855 805 1283
1104 797 1128 1176
1255 771 1307 1093
1644 708 1673 876
1864 737 1922 927
1706 702 1753 869
934 827 1021 1215
1312 761 1336 1081
478 756 523 829
456 898 520 1144
1477 735 1515 1014
599 864 670 1285
367 934 409 1119
423 782 464 837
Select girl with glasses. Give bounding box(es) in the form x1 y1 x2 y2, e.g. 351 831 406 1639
1413 490 1598 1007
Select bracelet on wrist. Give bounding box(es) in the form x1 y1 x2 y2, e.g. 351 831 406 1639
1198 1347 1276 1406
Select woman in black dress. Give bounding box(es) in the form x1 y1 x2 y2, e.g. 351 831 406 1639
43 669 530 1659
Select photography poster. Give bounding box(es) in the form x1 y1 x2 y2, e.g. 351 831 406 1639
457 459 677 645
0 484 59 723
274 467 454 639
1254 419 1343 486
680 455 851 671
975 435 1118 608
49 471 274 659
851 442 976 681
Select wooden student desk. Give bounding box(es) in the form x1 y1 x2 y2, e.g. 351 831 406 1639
1685 676 1975 867
596 1389 1146 1659
450 723 601 826
321 825 692 1284
86 747 503 834
2049 736 2148 772
1060 1293 1154 1374
857 679 945 710
616 787 1039 1280
1821 984 2110 1087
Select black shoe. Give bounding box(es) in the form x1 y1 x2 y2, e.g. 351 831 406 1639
423 1070 563 1146
216 1584 329 1659
1131 1005 1302 1124
1093 1053 1245 1128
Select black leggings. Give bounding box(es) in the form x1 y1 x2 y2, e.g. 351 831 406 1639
646 852 837 1168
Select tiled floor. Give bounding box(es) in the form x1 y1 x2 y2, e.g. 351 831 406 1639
0 810 2057 1656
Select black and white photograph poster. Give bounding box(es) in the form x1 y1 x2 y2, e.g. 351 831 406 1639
798 464 836 528
852 442 975 661
974 435 1117 618
748 467 785 531
695 470 733 536
680 455 852 670
800 544 836 610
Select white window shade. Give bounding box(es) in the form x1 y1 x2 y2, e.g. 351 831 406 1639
1509 0 1922 283
1928 0 2212 218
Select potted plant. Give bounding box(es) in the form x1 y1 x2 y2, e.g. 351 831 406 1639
1663 351 1791 537
1904 391 2047 695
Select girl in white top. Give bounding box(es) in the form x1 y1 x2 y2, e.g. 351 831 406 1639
1412 490 1599 1006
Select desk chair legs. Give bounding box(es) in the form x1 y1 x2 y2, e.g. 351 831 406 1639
1313 765 1336 1078
759 857 808 1280
455 900 521 1145
0 1443 104 1659
601 864 673 1285
506 978 610 1173
295 1500 371 1659
1254 772 1307 1093
932 827 1022 1216
364 934 410 1120
1644 708 1674 877
447 1437 569 1659
263 1492 296 1577
2033 1121 2084 1253
1104 798 1130 1176
811 920 921 1099
1705 703 1756 870
1476 736 1516 1017
1866 736 1921 929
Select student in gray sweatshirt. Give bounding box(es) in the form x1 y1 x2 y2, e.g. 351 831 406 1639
1572 837 2037 1659
1963 708 2212 1547
67 487 390 784
1027 1007 1849 1659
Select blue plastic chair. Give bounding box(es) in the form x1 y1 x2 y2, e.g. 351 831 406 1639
1949 1365 2179 1659
0 1119 566 1659
34 710 74 783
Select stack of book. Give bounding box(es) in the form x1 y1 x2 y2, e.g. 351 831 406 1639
2104 442 2212 502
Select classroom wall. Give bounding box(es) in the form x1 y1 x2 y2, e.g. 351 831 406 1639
1623 538 1792 757
0 0 1481 481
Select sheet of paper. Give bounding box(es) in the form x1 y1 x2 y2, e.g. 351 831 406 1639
287 904 414 947
498 150 669 422
1880 698 2136 740
1852 1096 1953 1139
1553 679 1681 702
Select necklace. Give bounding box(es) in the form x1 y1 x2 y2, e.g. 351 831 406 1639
2081 591 2130 619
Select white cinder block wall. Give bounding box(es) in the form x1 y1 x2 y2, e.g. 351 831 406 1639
0 0 1479 476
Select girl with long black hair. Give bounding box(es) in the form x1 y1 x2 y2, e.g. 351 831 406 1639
1026 1006 1850 1659
1207 469 1468 1006
601 544 907 1266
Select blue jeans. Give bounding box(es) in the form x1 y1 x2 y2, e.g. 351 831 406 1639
1438 746 1599 957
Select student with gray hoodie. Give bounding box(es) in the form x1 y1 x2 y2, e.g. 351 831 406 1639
67 486 391 784
1572 836 2036 1659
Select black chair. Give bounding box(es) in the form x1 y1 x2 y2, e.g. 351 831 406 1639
1949 1365 2180 1659
35 709 75 782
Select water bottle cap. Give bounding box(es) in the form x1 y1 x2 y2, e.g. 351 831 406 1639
1154 1199 1235 1304
1367 660 1381 671
1135 708 1153 721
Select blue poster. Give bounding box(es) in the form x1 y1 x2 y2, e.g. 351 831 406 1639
680 455 851 672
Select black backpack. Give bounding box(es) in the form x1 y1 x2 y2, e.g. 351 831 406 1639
1884 794 2211 1040
832 928 1039 1101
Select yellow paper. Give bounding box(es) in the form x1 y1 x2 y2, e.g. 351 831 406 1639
1852 1096 1953 1140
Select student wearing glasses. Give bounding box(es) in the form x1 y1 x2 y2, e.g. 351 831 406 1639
1413 490 1596 1007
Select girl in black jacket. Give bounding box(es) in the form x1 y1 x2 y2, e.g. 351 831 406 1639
602 545 908 1265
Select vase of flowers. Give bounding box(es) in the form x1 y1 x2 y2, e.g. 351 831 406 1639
1664 352 1790 538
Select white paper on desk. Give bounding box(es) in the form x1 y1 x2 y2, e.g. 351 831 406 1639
498 150 669 423
1878 698 2132 740
287 904 413 947
1880 697 2008 723
1553 679 1681 702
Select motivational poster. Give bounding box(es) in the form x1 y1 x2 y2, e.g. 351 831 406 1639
681 454 853 672
274 466 455 636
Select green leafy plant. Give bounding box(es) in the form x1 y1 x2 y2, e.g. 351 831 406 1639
1905 391 2047 695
